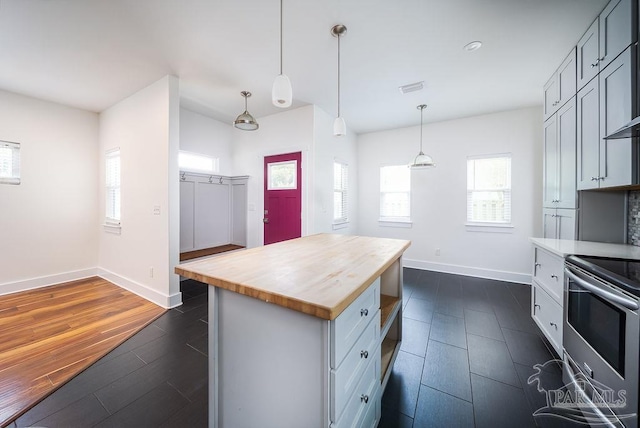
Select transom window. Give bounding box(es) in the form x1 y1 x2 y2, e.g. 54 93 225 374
467 154 512 224
178 151 219 173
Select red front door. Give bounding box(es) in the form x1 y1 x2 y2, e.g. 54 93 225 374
264 152 302 245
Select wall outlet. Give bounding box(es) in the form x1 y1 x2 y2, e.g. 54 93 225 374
435 248 441 256
149 267 154 278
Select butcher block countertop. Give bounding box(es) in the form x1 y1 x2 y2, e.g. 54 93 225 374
175 233 411 320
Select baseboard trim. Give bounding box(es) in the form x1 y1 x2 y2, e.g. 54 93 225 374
403 258 531 285
0 268 99 297
97 268 182 309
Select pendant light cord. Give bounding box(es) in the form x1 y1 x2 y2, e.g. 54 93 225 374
420 107 424 152
337 33 341 118
279 0 283 75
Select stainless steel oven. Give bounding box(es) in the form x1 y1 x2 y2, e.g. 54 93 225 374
564 256 640 427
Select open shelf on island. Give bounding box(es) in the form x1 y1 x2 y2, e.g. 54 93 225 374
380 294 400 331
381 336 398 381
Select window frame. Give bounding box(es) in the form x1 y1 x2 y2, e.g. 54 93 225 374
105 148 121 232
0 140 20 185
466 153 513 231
178 150 220 173
267 160 298 190
333 160 349 228
379 164 412 227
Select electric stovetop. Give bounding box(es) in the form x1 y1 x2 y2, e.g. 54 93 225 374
567 255 640 298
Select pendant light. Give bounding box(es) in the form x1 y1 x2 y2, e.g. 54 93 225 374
233 91 259 131
331 24 347 136
272 0 292 107
409 104 435 168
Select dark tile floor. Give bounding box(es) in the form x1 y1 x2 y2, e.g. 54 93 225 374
13 270 575 427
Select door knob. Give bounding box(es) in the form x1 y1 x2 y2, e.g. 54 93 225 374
263 218 269 223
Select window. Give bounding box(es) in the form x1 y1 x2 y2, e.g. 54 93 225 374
267 160 297 190
106 149 121 225
178 151 219 173
380 165 411 222
467 154 512 224
0 141 20 185
333 161 348 224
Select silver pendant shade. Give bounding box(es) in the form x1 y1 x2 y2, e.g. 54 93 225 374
331 24 347 136
409 104 435 168
234 91 259 131
272 0 292 108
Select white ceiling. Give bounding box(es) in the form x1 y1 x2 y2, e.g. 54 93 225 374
0 0 608 134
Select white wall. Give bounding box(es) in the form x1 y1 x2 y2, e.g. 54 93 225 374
179 107 234 176
232 105 315 248
312 106 358 235
0 90 99 295
357 107 542 283
98 75 181 308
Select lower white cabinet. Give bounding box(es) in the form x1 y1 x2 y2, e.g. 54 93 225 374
531 244 564 356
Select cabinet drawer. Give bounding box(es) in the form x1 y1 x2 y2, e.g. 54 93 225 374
356 382 380 428
331 278 380 368
331 310 380 422
533 247 563 304
333 347 381 428
532 283 563 356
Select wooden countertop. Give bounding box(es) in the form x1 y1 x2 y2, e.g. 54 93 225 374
175 234 411 320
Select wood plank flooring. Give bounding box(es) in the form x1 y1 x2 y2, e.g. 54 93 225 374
179 244 244 262
0 277 165 427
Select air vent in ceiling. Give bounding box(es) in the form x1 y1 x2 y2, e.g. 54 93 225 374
398 81 424 94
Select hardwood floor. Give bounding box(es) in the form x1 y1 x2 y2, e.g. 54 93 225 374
179 244 244 262
0 277 165 427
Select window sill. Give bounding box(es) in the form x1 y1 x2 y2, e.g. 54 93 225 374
379 219 412 228
332 221 349 230
103 223 122 235
465 223 513 233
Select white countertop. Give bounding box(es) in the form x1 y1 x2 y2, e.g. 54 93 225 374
530 238 640 260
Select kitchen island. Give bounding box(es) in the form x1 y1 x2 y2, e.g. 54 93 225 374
175 233 411 428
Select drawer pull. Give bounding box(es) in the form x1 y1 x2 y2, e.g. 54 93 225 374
534 263 541 268
360 308 369 317
360 350 369 359
550 322 558 329
551 274 558 280
360 394 369 404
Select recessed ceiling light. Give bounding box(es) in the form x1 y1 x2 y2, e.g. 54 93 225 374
398 81 424 94
463 41 483 52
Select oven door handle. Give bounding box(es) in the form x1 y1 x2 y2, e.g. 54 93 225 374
565 267 639 310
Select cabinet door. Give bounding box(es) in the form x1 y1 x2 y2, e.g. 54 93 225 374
576 78 600 190
179 180 196 252
599 0 633 71
558 48 577 108
556 209 577 240
599 46 634 188
542 208 558 239
557 98 577 208
543 116 558 207
231 182 247 246
543 74 558 121
577 18 599 90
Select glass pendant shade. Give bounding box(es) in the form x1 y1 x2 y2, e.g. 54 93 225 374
410 151 435 168
234 91 259 131
272 74 292 107
333 116 346 136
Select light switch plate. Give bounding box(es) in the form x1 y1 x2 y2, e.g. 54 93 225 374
153 205 161 215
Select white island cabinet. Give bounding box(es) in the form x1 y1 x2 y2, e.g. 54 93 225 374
176 234 410 428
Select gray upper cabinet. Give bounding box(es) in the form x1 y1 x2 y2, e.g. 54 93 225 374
576 77 600 190
544 49 576 121
577 19 599 90
544 98 577 208
577 46 635 190
598 46 635 188
599 0 634 71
